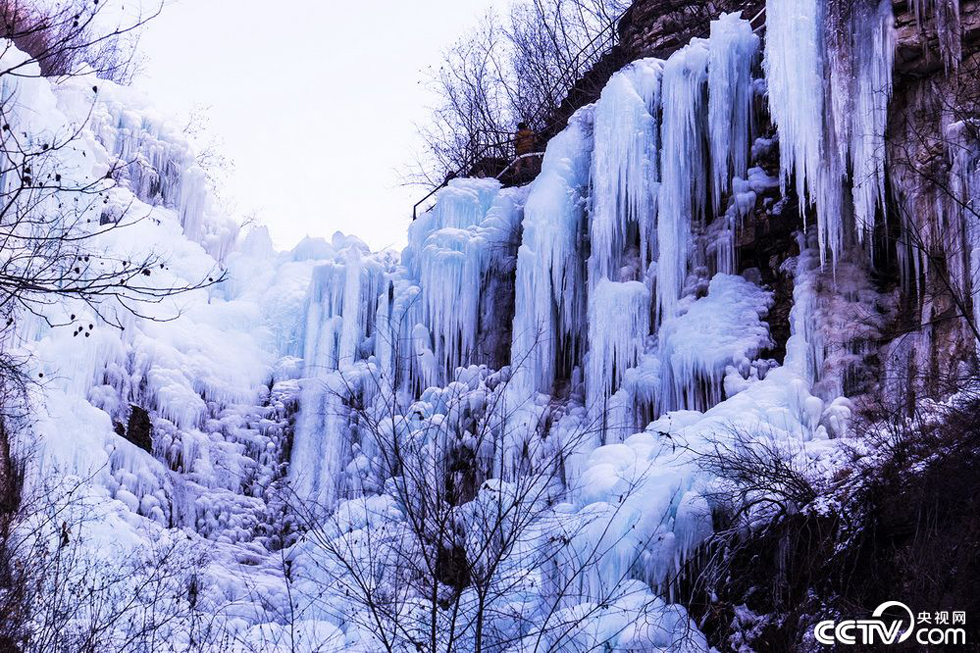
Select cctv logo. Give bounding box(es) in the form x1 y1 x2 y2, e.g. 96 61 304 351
814 601 968 646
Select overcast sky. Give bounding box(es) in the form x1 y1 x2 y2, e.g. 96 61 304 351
134 0 502 252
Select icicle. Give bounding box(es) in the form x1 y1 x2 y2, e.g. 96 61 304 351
764 0 829 256
851 0 895 241
765 0 895 265
586 279 650 442
708 13 759 217
658 39 710 321
589 59 664 284
911 0 962 71
763 0 849 266
402 178 523 387
510 108 594 397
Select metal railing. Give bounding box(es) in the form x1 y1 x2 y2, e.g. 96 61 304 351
412 18 621 220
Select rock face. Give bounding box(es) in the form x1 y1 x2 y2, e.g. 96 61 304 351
125 405 153 453
618 0 765 60
887 0 980 397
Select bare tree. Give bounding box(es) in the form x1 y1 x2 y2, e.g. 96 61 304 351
0 0 159 83
410 0 625 187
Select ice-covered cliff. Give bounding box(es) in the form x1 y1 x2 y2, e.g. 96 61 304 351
4 0 980 650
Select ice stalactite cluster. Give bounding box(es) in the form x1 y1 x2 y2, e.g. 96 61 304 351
949 120 980 343
708 13 760 217
301 244 384 376
68 75 239 260
656 274 774 414
589 59 663 285
585 279 650 439
849 0 896 240
657 38 710 322
510 109 593 398
765 0 895 264
403 178 523 386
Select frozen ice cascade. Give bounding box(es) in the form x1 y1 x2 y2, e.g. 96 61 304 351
657 38 710 322
6 2 978 650
589 58 663 286
765 0 895 264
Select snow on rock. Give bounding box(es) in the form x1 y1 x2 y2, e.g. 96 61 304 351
657 273 774 414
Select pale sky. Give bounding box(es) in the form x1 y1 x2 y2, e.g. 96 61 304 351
134 0 503 252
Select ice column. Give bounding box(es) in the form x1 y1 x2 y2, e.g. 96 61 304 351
658 39 710 321
510 108 594 397
708 13 759 217
589 59 664 285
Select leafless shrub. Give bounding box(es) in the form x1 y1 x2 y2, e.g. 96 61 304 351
0 456 228 652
